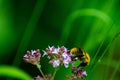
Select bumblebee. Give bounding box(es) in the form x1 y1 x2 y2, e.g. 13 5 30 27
70 47 90 67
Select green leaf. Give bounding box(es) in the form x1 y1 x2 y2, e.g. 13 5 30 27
0 65 31 80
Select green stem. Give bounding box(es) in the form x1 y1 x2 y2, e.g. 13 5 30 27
52 68 59 80
36 64 47 80
53 55 57 59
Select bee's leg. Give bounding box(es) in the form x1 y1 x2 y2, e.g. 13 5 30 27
71 56 78 61
78 62 88 67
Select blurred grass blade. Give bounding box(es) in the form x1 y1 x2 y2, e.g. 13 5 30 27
12 0 46 67
110 61 120 80
0 66 31 80
0 0 15 59
88 27 120 79
60 8 112 45
107 32 120 80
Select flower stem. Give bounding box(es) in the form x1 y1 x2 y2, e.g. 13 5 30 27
53 55 57 59
52 68 59 80
36 64 47 80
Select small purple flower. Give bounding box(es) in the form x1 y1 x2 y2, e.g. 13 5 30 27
66 66 87 80
81 71 87 78
23 49 41 65
63 55 72 68
59 46 67 52
32 75 44 80
62 52 68 58
61 48 72 68
49 59 60 68
45 74 52 80
48 46 59 54
37 76 44 80
42 46 59 57
72 66 87 79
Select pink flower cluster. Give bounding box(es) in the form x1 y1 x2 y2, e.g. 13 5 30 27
23 46 88 80
23 49 40 65
32 75 43 80
66 66 87 79
43 46 72 68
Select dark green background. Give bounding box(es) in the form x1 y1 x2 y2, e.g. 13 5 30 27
0 0 120 80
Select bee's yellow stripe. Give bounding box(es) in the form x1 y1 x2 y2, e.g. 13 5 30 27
85 53 90 63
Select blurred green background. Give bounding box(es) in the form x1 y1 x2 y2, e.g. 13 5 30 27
0 0 120 80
